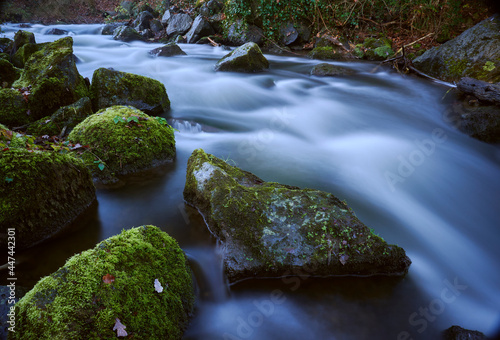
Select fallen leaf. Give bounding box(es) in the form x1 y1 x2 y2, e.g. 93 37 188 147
113 318 128 337
154 278 163 293
102 274 115 284
339 254 349 265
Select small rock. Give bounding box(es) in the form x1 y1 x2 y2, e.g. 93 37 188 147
214 42 269 73
149 43 187 57
311 63 356 77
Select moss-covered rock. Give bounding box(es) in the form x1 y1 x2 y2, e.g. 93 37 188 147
308 46 349 61
183 149 411 283
0 88 29 127
68 105 175 183
358 37 394 61
0 149 95 250
12 37 90 121
26 97 93 137
0 37 13 54
214 42 269 73
225 19 264 46
413 15 500 83
89 67 170 115
0 124 26 149
0 59 22 88
11 225 195 339
11 30 35 55
149 43 187 57
10 42 48 68
311 63 356 77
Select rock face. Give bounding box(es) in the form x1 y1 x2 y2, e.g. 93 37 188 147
183 149 412 283
311 63 356 77
11 225 195 339
149 43 187 57
451 100 500 143
166 13 193 36
214 42 269 73
0 149 96 250
68 106 176 183
12 37 89 121
413 15 500 83
27 97 93 137
185 15 214 44
89 67 170 114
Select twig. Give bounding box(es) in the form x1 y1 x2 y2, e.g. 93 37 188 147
359 17 398 27
207 37 219 47
395 32 434 55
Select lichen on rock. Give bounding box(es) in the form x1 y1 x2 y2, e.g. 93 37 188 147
0 148 96 250
89 67 170 115
68 105 175 183
183 149 411 283
11 225 195 339
214 42 269 73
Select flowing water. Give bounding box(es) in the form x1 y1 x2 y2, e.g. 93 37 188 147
2 24 500 339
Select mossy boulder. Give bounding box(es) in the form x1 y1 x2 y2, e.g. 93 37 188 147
27 97 93 137
311 63 356 77
308 46 349 61
357 37 394 61
214 42 269 73
12 37 90 121
0 37 13 54
183 149 411 283
90 67 170 115
11 30 35 55
10 42 48 68
68 105 175 183
0 59 22 88
413 15 500 83
0 149 96 250
226 20 264 46
11 225 195 339
0 124 26 149
0 88 29 127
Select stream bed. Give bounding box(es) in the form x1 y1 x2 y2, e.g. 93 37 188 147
1 23 500 339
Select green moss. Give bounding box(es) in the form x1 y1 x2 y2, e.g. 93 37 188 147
184 149 411 282
68 105 175 183
27 97 93 137
10 42 47 68
0 88 29 127
308 47 346 61
11 225 194 339
0 124 25 149
0 59 21 87
12 37 89 120
90 68 170 115
0 148 95 249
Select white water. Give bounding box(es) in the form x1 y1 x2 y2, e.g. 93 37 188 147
2 23 500 339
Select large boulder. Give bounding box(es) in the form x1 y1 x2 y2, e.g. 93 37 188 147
413 15 500 83
10 30 35 55
89 67 170 114
133 10 154 31
113 25 145 42
0 88 29 127
226 20 264 46
183 149 411 283
101 23 124 35
26 97 93 137
10 42 47 68
149 43 187 57
0 149 96 250
185 15 214 44
214 42 269 73
166 13 193 37
68 105 175 183
12 37 89 121
11 225 195 339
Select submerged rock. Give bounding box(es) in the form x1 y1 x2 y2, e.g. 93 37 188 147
413 15 500 83
113 25 145 42
68 105 175 183
27 97 93 137
214 42 269 73
443 325 487 340
11 225 194 339
12 37 89 121
0 149 96 250
183 149 411 283
311 63 356 77
90 67 170 114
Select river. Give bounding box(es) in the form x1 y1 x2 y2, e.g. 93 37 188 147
2 23 500 339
